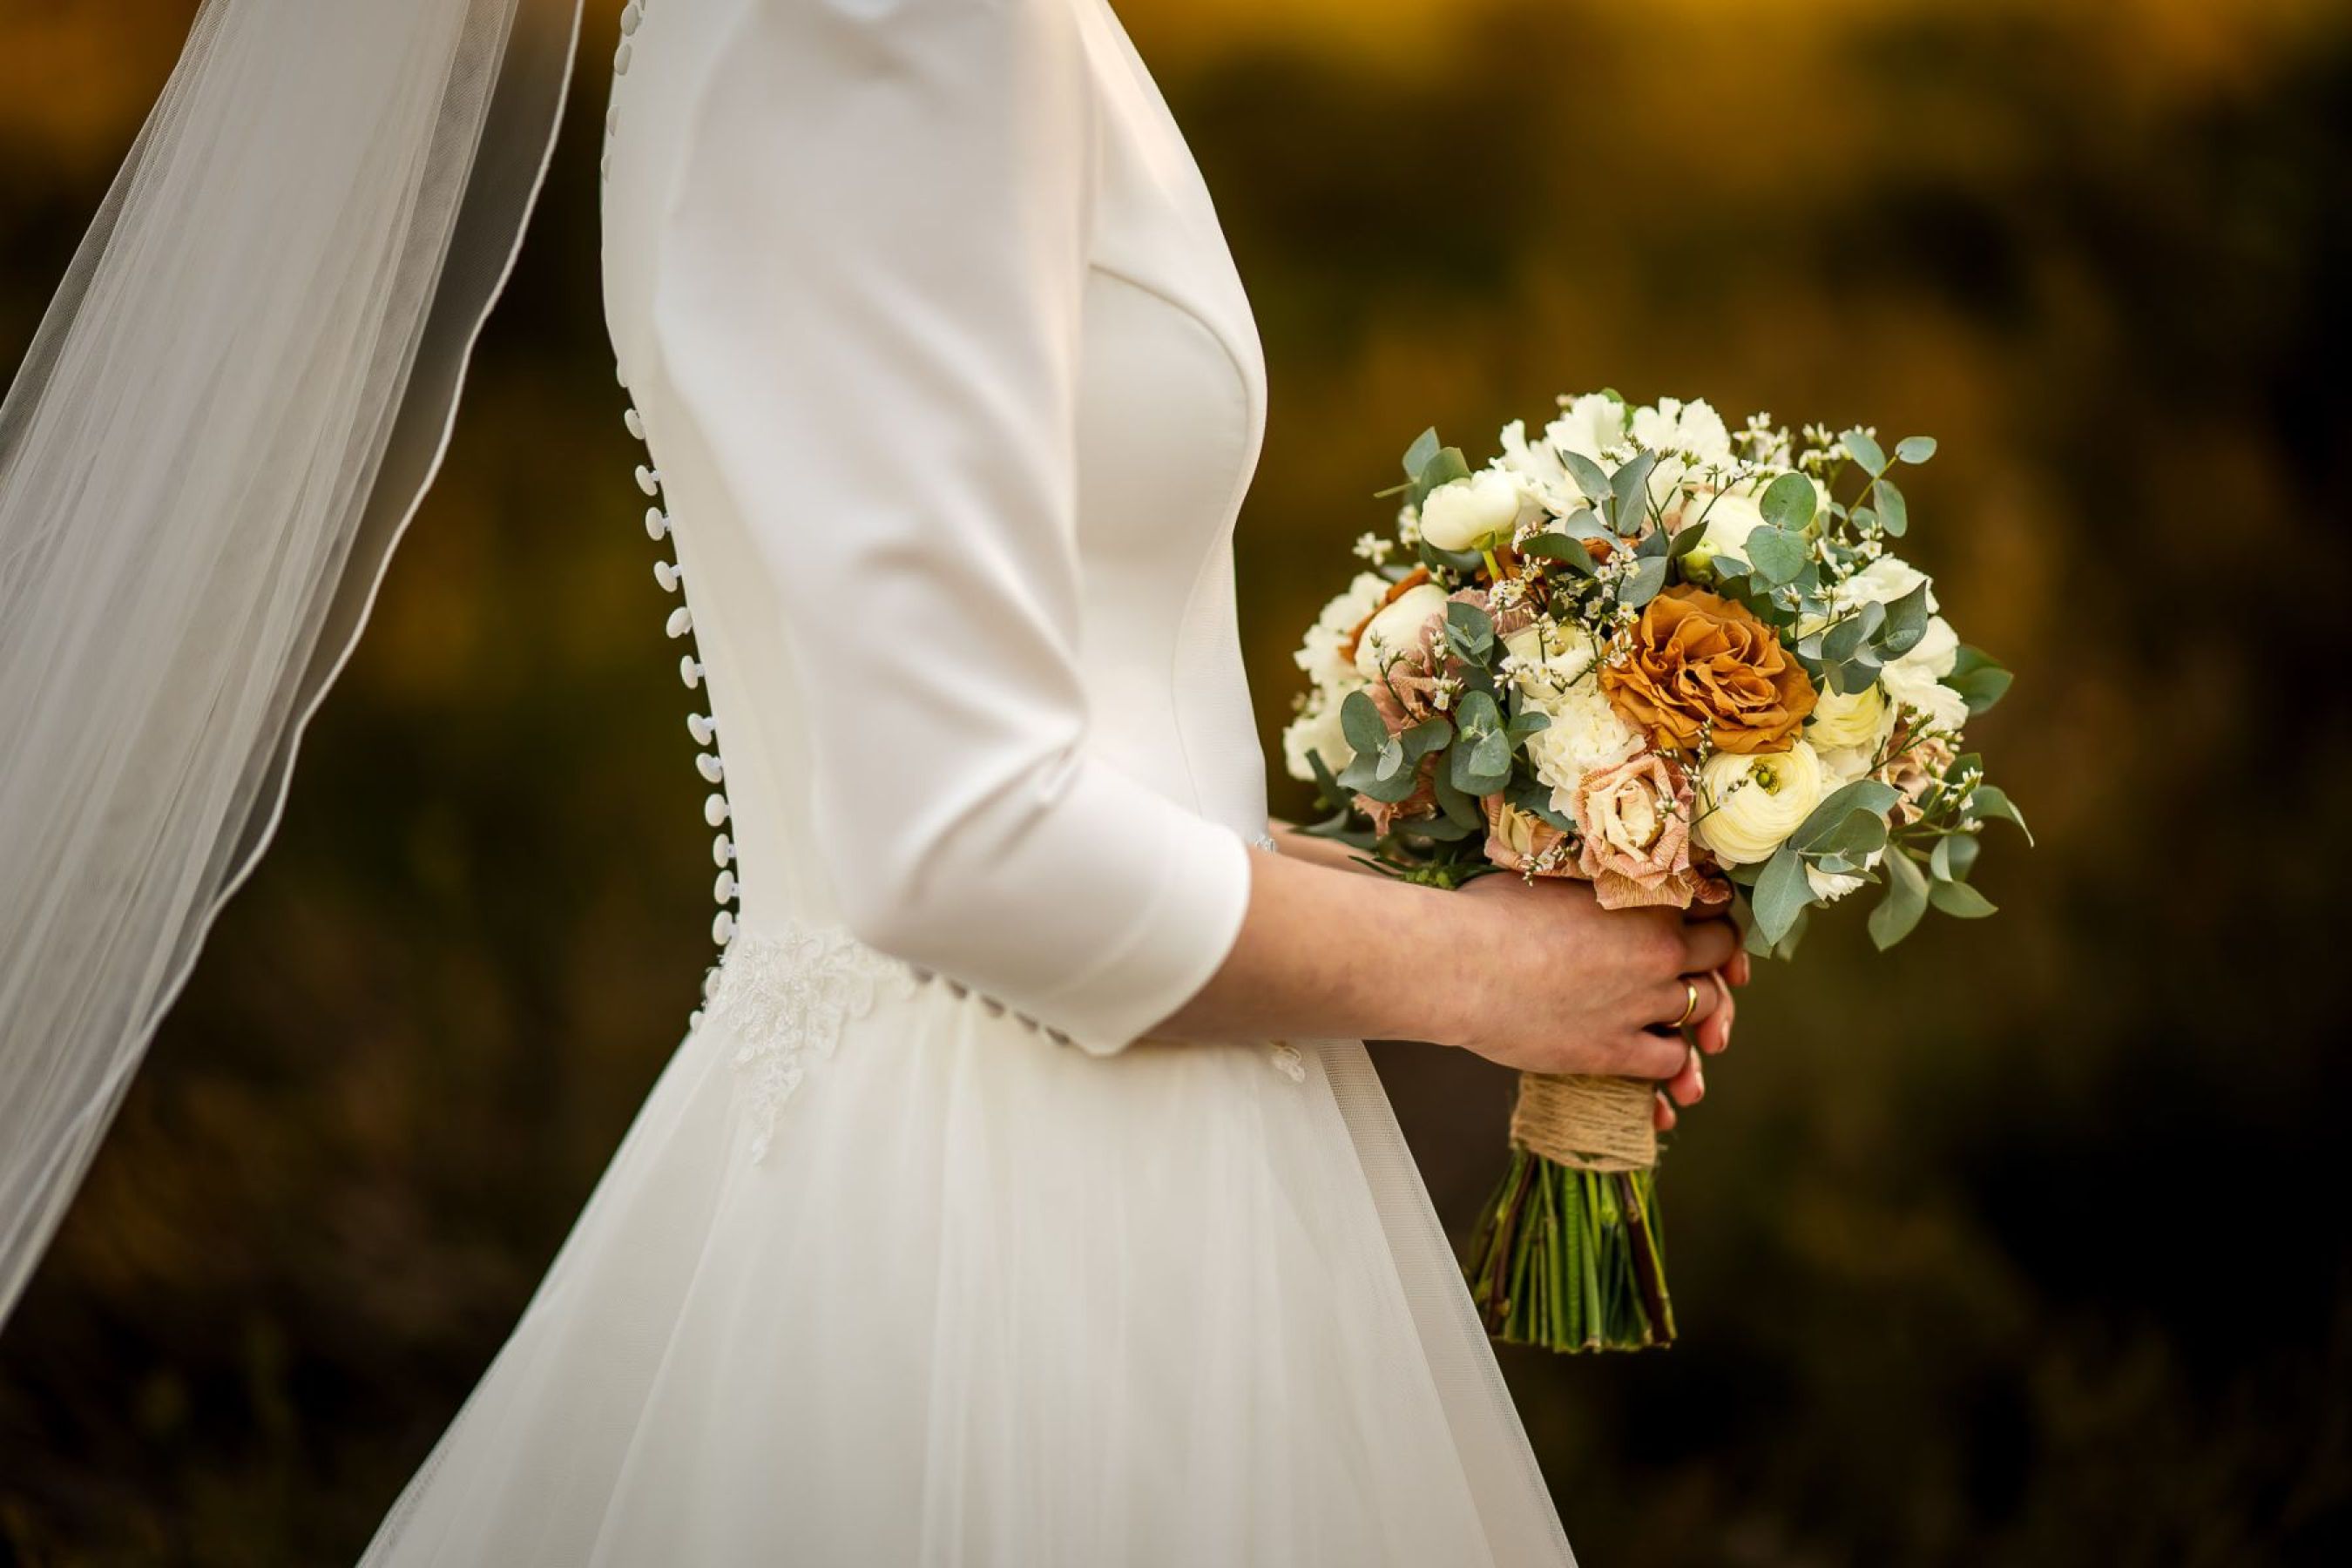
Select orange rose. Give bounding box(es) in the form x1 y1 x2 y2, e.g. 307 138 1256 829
1599 586 1816 754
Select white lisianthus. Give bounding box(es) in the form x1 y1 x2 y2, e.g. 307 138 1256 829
1807 680 1894 751
1294 571 1389 691
1544 392 1630 467
1835 553 1938 614
1880 614 1969 734
1631 396 1734 465
1352 581 1450 679
1522 681 1640 811
1418 469 1526 552
1693 740 1825 866
1281 688 1356 782
1497 418 1574 510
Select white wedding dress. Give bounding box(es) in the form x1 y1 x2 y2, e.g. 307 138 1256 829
361 2 1573 1563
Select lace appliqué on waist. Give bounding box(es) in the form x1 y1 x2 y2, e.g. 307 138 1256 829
702 924 917 1165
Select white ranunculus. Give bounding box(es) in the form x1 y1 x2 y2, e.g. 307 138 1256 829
1835 554 1938 614
1880 614 1968 734
1523 681 1640 810
1806 680 1894 752
1351 581 1450 679
1294 571 1390 691
1544 393 1630 466
1418 469 1526 552
1281 687 1357 781
1693 740 1826 867
1631 396 1734 465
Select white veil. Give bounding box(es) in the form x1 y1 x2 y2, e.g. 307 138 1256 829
0 0 583 1323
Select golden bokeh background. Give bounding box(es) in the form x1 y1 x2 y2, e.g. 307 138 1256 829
3 0 2349 1562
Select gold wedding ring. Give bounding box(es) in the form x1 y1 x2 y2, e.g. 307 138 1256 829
1670 977 1701 1031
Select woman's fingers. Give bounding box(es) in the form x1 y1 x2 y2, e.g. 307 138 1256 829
1653 1091 1677 1132
1606 1028 1691 1081
1680 916 1737 976
1661 1042 1705 1107
1642 973 1722 1034
1694 970 1734 1054
1727 949 1752 987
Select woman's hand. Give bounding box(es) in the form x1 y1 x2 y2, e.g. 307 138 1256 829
1448 875 1739 1105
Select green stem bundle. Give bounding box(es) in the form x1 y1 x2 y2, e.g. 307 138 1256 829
1463 1075 1675 1353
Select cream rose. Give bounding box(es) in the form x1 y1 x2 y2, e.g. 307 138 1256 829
1806 680 1893 751
1350 581 1449 680
1693 740 1825 866
1417 469 1525 552
1880 614 1969 735
1676 490 1767 572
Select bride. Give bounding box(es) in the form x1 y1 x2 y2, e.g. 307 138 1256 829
1 1 1741 1562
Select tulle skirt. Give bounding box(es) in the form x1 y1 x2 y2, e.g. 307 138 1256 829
359 923 1574 1566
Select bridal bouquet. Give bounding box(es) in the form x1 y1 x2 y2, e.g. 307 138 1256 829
1283 392 2026 1352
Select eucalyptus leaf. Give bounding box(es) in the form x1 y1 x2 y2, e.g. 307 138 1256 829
1842 429 1888 474
1811 809 1889 863
1401 427 1441 480
1619 554 1669 608
1752 845 1815 945
1401 715 1452 763
1759 470 1818 531
1375 736 1407 782
1931 833 1980 882
1445 599 1496 662
1561 449 1612 505
1876 478 1909 537
1451 728 1512 795
1746 527 1809 585
1970 785 2034 844
1432 763 1484 830
1946 645 2012 713
1879 578 1931 657
1869 852 1929 950
1339 689 1387 759
1895 435 1938 464
1929 879 1997 918
1610 451 1658 534
1792 780 1903 849
1822 609 1872 664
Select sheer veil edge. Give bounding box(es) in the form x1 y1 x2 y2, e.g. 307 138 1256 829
0 0 585 1325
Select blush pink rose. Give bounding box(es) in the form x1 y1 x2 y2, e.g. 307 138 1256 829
1569 750 1728 911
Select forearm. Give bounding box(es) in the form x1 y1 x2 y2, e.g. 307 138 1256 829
1263 816 1376 875
1148 845 1465 1047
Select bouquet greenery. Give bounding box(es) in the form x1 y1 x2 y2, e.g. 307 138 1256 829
1282 393 2027 1351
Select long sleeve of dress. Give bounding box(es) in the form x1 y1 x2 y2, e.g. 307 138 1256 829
647 0 1252 1054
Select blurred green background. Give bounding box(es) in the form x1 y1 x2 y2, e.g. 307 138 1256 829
3 0 2349 1563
